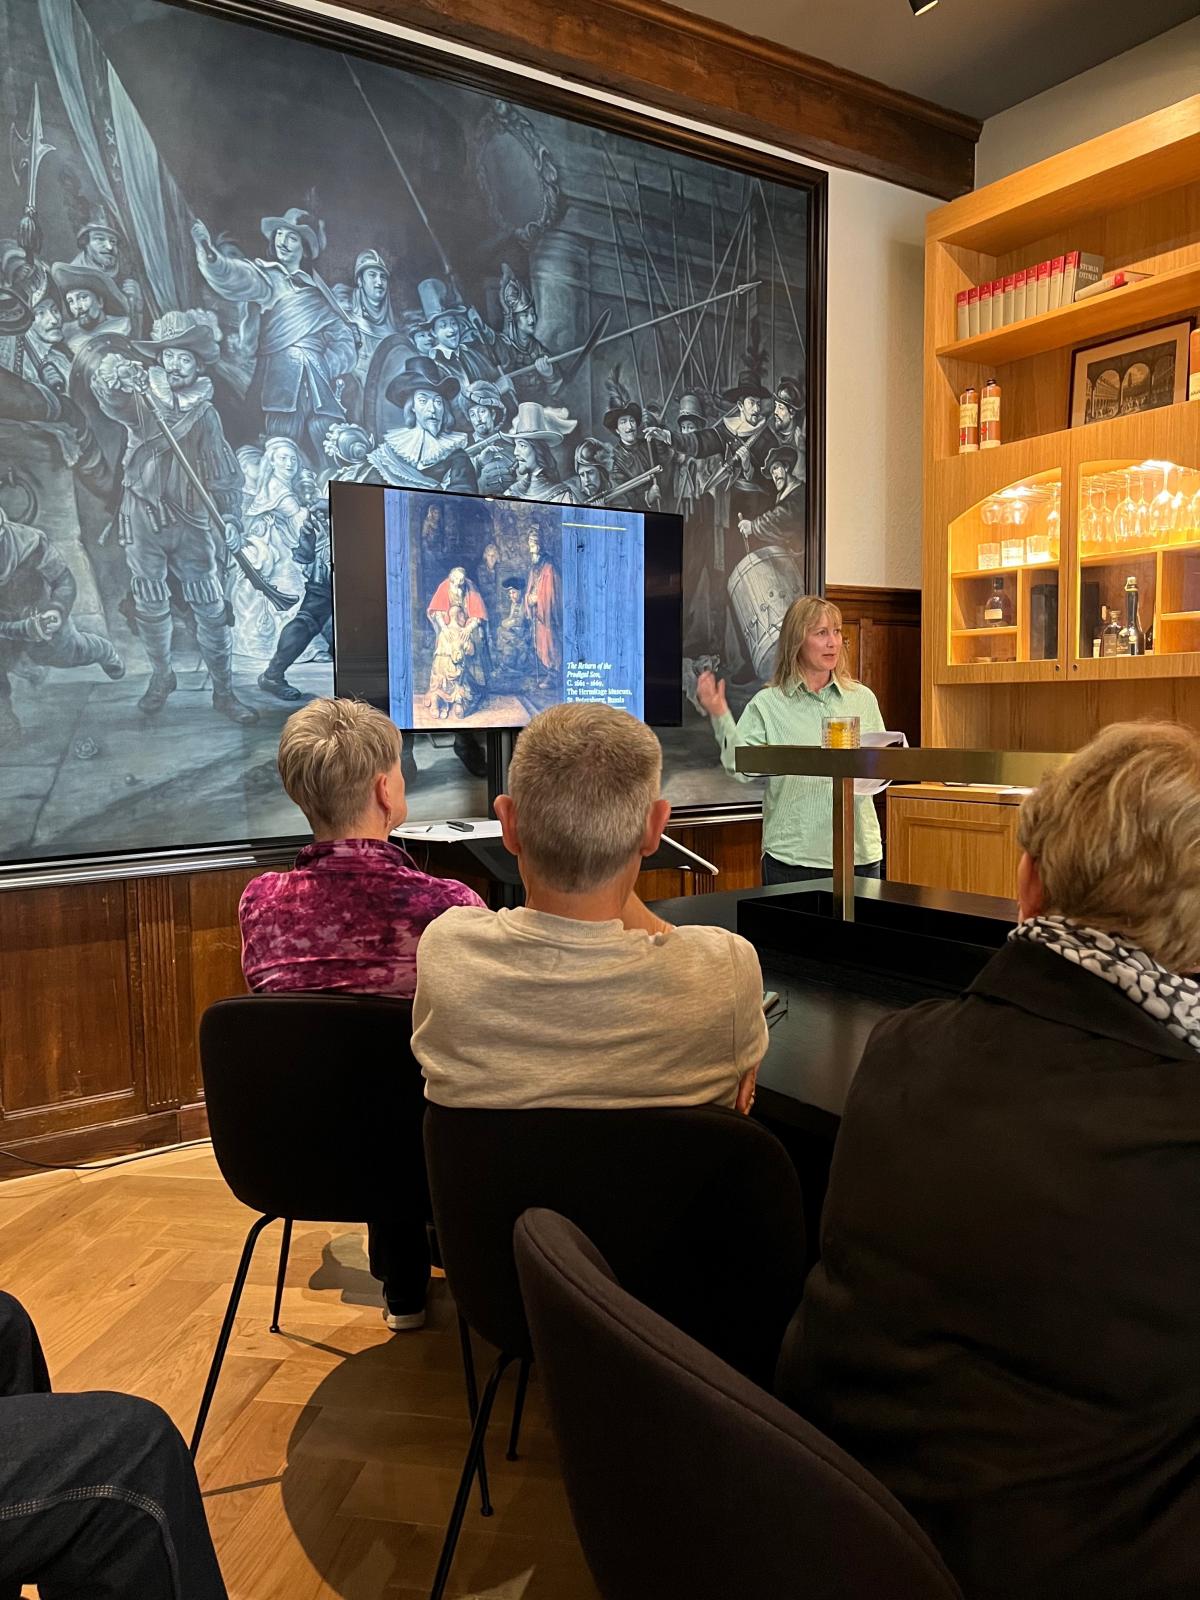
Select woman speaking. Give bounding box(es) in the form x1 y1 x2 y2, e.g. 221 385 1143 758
695 595 886 884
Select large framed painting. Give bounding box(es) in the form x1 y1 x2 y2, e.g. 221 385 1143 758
0 0 825 869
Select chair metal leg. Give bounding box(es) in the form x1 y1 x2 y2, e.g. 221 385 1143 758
456 1313 492 1515
506 1357 531 1462
270 1218 293 1333
190 1212 276 1459
429 1353 512 1600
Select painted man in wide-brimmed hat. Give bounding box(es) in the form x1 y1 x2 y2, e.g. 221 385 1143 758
463 379 517 496
505 401 575 502
68 198 144 333
338 356 478 494
650 368 779 538
334 248 398 387
191 205 356 465
91 307 257 724
602 395 666 512
737 443 805 551
50 263 131 357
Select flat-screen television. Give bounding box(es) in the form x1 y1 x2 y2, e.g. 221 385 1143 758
331 483 683 730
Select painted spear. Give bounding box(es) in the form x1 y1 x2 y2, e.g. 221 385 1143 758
501 281 761 383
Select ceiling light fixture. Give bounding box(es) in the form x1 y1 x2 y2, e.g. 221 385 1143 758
908 0 939 14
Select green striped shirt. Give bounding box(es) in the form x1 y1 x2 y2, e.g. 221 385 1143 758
712 679 885 868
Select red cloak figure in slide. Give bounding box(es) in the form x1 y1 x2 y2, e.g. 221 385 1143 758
426 568 488 628
524 531 561 673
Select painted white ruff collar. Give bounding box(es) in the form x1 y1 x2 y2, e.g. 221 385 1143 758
380 423 467 470
148 366 213 412
1012 915 1200 1054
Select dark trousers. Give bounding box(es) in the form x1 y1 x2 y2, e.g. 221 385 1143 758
367 1216 431 1314
0 1291 227 1599
263 579 331 678
762 855 883 886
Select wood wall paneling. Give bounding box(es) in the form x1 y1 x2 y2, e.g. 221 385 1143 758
829 584 922 743
312 0 980 200
0 884 137 1130
129 876 190 1113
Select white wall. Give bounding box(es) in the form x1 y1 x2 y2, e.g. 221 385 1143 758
977 16 1200 185
290 0 933 591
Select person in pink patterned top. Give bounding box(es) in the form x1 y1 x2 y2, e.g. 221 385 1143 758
239 696 484 1330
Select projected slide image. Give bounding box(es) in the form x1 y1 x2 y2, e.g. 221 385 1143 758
384 492 645 730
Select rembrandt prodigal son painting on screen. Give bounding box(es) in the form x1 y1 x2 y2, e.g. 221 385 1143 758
0 0 824 866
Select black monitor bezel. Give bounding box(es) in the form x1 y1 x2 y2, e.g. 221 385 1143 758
330 478 684 730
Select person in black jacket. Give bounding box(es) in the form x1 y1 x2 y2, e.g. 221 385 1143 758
779 720 1200 1600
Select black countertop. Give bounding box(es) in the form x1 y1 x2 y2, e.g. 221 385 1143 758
648 878 1016 1136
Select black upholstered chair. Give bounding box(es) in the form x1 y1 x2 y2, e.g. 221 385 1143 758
423 1102 808 1600
515 1208 965 1600
191 994 426 1457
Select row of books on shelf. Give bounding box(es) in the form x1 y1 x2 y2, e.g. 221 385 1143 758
953 252 1151 340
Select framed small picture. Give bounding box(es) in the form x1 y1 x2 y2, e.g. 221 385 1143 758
1069 320 1192 427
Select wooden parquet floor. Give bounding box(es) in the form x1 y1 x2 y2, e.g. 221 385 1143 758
0 1144 601 1600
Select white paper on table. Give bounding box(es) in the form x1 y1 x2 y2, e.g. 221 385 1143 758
855 731 908 797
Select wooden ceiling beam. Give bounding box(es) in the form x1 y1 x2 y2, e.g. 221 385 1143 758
333 0 980 200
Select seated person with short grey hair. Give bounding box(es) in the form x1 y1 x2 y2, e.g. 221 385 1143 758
413 702 768 1111
239 696 484 1333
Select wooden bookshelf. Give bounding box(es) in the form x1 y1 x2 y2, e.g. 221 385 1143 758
935 261 1200 366
922 95 1200 755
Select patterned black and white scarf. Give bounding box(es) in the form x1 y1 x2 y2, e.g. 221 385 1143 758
1011 915 1200 1055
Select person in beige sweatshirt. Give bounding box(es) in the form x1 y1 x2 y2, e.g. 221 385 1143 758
413 702 768 1112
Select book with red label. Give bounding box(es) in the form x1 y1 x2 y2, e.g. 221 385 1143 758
979 279 993 334
1001 273 1016 327
1013 268 1028 322
956 289 970 341
1034 259 1052 316
967 284 980 337
1048 255 1066 309
1073 269 1152 301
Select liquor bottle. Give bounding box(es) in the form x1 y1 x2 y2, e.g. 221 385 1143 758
959 386 979 454
1101 603 1121 657
1092 604 1107 658
1117 575 1145 657
982 574 1013 627
980 378 1002 449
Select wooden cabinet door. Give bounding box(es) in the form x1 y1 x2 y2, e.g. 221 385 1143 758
887 795 1019 900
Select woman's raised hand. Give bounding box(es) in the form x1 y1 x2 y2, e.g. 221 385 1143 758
695 670 728 718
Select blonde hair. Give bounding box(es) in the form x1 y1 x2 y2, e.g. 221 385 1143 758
509 703 662 892
771 595 855 692
1017 721 1200 973
276 697 401 835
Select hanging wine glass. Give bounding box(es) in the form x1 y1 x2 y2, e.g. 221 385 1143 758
1134 467 1152 544
1150 462 1175 540
1079 476 1099 550
1046 482 1061 560
1187 470 1200 541
1116 472 1137 545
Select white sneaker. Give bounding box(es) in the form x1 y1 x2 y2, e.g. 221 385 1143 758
383 1306 427 1332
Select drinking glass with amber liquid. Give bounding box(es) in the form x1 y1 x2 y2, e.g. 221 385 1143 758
821 715 861 749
